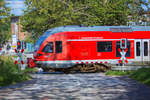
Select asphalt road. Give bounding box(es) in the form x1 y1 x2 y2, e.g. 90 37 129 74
0 73 150 100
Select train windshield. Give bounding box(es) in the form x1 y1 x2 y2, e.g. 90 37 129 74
34 27 63 52
34 36 46 51
34 30 52 51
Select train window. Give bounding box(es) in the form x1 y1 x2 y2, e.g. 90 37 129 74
136 42 140 56
126 41 131 57
55 41 62 53
97 41 112 52
144 42 148 56
116 41 131 57
116 42 121 57
42 42 53 53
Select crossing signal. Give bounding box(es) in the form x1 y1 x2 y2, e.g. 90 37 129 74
121 39 127 49
17 40 21 50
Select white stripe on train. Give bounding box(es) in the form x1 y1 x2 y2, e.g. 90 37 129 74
67 39 135 41
36 59 135 64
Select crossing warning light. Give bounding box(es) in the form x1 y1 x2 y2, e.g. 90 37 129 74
17 40 21 50
121 39 127 49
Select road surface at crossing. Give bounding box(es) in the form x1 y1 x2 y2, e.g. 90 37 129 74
0 73 150 100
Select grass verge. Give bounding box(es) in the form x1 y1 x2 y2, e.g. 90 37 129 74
0 56 31 86
106 68 150 87
129 68 150 86
106 70 133 76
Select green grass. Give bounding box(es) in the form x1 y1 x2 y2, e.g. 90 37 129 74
106 68 150 87
106 70 133 76
22 67 37 74
130 68 150 86
0 56 31 86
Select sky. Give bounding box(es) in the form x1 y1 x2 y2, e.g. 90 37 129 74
5 0 26 16
4 0 150 16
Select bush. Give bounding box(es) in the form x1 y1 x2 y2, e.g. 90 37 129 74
0 56 31 86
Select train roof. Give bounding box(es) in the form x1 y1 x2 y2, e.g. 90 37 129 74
44 26 150 37
35 26 150 51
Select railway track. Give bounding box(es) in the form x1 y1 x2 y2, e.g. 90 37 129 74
43 64 111 73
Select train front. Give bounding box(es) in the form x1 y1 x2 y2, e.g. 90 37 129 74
27 30 51 68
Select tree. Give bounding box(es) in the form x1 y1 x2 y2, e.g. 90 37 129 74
22 0 88 39
0 0 10 46
21 0 143 40
128 0 150 24
83 0 131 26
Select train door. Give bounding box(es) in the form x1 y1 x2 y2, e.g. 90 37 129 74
143 40 149 61
134 39 149 62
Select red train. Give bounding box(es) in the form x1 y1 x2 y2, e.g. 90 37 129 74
28 26 150 72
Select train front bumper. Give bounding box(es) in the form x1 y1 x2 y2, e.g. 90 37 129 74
35 60 75 68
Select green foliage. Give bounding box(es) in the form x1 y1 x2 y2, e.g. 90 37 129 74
22 67 37 74
128 0 150 23
130 68 150 86
0 0 10 25
0 56 31 86
0 0 10 45
0 0 9 17
21 0 133 40
106 70 133 76
0 20 11 45
24 35 35 43
84 0 131 26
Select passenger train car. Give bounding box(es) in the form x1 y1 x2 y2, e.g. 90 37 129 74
28 26 150 72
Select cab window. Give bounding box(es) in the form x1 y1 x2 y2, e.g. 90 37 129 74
55 41 62 53
42 42 53 53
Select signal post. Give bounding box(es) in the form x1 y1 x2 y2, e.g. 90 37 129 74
14 40 25 73
118 39 128 71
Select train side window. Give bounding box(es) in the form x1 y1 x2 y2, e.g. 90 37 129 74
116 41 131 57
136 42 140 56
97 41 112 52
126 41 131 57
144 42 148 56
116 41 121 57
42 42 53 53
55 41 62 53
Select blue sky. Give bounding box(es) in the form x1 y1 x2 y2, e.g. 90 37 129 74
5 0 26 16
